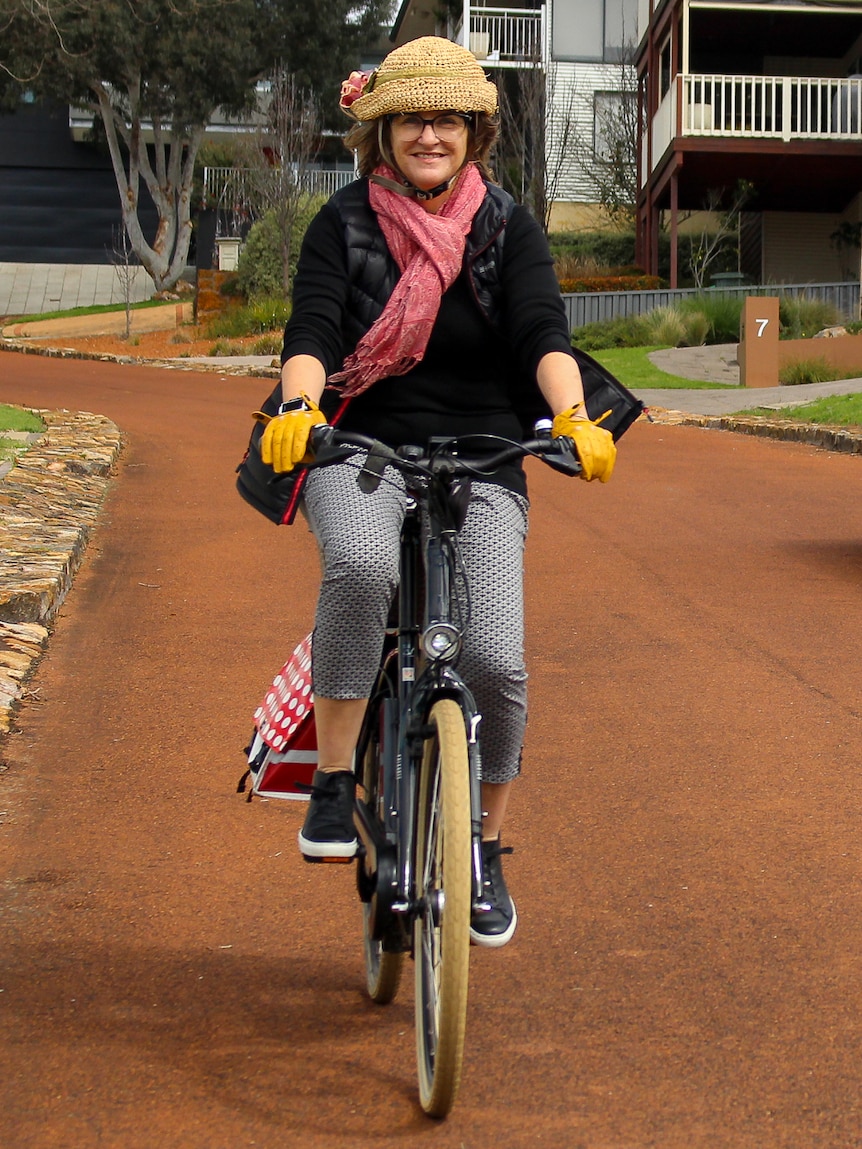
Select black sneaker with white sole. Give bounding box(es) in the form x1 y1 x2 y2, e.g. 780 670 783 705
470 837 518 948
297 769 358 862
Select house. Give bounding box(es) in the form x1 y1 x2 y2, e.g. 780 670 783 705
390 0 640 230
636 0 862 287
0 101 158 265
0 4 640 271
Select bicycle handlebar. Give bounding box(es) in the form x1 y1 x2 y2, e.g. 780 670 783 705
309 424 582 479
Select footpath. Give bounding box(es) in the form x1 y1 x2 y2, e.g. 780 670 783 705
1 335 862 742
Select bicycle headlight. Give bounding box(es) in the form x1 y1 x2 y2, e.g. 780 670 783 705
421 622 462 663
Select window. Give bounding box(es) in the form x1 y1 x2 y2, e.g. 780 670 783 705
658 36 672 100
553 0 639 63
594 90 636 160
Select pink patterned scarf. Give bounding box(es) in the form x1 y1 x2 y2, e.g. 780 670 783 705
328 162 488 397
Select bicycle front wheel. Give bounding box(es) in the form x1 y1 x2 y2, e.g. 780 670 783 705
413 698 472 1118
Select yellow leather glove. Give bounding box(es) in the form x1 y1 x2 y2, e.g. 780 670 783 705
256 393 327 473
552 404 617 483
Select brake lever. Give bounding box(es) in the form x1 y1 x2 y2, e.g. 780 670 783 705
358 442 397 493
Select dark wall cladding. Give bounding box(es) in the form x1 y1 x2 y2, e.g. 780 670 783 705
0 103 158 263
0 103 110 169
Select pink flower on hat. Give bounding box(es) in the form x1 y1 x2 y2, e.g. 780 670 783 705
340 70 371 113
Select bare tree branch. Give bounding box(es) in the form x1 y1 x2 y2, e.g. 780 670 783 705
687 180 754 289
235 67 323 294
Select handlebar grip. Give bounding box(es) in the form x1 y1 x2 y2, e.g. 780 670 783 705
540 436 581 477
310 423 335 452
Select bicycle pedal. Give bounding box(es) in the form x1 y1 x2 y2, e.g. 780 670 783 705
302 853 355 865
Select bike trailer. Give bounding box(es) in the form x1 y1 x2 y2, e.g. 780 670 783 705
238 635 317 801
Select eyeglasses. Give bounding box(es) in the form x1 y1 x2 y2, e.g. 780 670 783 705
387 112 472 142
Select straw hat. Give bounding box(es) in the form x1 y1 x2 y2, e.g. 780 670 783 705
343 36 498 121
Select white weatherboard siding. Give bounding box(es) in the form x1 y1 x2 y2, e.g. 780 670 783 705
546 59 635 203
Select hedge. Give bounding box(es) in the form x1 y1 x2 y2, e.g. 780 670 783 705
558 274 664 294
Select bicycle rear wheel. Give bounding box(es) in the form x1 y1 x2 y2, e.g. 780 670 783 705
413 697 472 1118
358 692 404 1005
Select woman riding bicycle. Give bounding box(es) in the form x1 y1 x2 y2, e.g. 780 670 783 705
259 35 616 948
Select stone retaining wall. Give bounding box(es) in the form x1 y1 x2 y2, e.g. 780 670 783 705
0 409 123 734
648 407 862 454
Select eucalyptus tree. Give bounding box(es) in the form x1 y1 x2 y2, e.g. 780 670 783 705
0 0 388 290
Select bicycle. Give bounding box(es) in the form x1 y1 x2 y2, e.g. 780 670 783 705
307 422 581 1118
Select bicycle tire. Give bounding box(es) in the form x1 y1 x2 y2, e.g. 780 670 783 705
358 691 404 1005
413 697 472 1118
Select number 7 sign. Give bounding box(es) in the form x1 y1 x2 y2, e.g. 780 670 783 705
740 297 779 387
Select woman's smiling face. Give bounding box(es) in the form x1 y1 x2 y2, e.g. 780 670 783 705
388 110 470 204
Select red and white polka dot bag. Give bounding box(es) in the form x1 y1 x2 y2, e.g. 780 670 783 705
241 634 317 801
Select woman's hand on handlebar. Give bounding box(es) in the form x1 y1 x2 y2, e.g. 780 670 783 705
552 404 616 483
256 393 328 473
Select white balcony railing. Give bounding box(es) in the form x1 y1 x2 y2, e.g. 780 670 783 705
202 166 355 209
646 73 862 177
453 7 545 67
680 74 862 141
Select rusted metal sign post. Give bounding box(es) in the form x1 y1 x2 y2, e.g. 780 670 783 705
739 296 780 387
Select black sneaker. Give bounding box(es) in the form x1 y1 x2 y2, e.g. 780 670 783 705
297 769 358 863
470 837 518 948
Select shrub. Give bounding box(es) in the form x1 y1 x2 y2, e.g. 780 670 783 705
777 357 862 385
678 294 743 344
203 295 290 339
779 295 841 340
547 229 637 269
208 338 246 356
643 306 687 347
572 298 735 351
558 274 663 293
252 333 283 356
571 314 653 351
246 296 291 332
682 309 711 346
235 195 326 299
235 214 283 298
554 253 604 280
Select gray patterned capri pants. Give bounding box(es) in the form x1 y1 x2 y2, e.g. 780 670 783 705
301 457 529 784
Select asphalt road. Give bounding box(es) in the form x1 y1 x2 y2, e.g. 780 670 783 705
1 352 862 1148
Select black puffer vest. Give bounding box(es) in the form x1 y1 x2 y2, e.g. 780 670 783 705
331 176 514 358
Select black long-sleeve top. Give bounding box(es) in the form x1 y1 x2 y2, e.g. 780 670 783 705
282 188 573 495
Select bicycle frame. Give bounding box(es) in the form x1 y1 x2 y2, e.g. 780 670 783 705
353 468 485 952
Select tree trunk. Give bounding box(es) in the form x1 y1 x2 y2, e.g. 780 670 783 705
94 83 204 293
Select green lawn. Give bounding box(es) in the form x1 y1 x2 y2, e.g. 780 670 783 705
590 345 735 390
741 393 862 426
0 403 43 464
589 346 862 426
6 298 170 325
0 403 43 433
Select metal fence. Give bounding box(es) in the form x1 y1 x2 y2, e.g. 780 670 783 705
202 166 355 208
561 282 862 331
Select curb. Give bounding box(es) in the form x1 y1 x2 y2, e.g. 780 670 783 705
0 408 123 736
6 338 860 450
647 407 862 455
0 336 280 380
